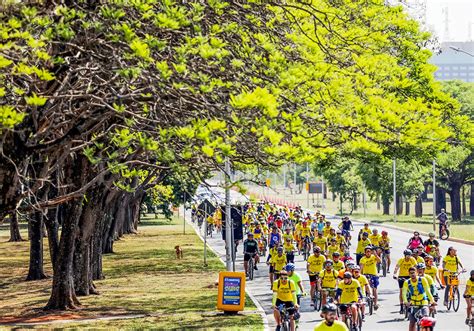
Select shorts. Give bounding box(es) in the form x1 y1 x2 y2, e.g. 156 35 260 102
309 274 319 286
398 276 409 289
274 270 282 279
244 253 256 262
338 302 356 314
286 252 295 263
366 274 380 288
341 229 351 237
269 266 275 273
384 249 390 254
408 306 428 323
275 299 295 315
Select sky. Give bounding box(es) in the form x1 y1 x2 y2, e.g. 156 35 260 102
425 0 474 42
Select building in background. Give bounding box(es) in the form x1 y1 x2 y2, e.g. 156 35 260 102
430 41 474 82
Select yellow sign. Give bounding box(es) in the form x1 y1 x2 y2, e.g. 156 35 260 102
217 271 246 312
265 178 271 187
306 182 309 192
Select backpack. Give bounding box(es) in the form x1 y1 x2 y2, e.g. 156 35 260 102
407 277 427 301
277 279 294 290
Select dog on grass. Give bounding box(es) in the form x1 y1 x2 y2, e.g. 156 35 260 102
175 245 183 259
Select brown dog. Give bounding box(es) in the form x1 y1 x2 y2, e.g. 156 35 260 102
175 245 183 259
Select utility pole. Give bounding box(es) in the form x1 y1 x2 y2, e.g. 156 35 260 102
224 158 232 271
294 163 297 196
393 158 397 223
432 159 437 231
363 184 367 218
321 177 326 210
204 203 208 266
283 165 287 197
306 162 310 209
183 191 186 234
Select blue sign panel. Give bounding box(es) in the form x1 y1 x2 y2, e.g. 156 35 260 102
222 277 241 305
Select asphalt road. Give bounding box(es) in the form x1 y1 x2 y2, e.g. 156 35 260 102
191 186 473 331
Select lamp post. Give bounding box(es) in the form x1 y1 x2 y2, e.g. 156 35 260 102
449 46 474 57
393 158 397 223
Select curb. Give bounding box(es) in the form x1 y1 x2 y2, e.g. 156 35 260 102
186 216 270 331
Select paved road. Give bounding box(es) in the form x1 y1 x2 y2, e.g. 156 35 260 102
191 186 473 331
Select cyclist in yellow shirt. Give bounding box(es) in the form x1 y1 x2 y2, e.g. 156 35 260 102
463 270 474 325
322 221 333 237
307 247 326 305
423 255 443 288
368 229 381 247
379 230 391 273
299 221 311 251
272 270 297 331
358 223 372 237
416 262 438 313
335 272 363 330
318 260 339 305
335 230 346 248
327 238 340 257
393 249 417 313
272 246 288 280
352 265 370 320
283 238 296 264
331 252 345 272
313 231 328 253
360 246 381 310
442 246 464 306
355 232 371 265
402 267 435 331
314 303 349 331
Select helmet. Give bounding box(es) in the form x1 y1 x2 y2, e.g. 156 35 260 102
325 260 333 266
470 270 474 276
419 317 436 327
364 246 373 251
343 272 352 279
416 263 426 269
336 230 342 234
277 246 284 252
313 247 321 253
362 232 368 237
381 230 388 235
352 265 361 271
404 249 412 256
373 229 378 233
285 263 296 272
332 252 340 257
428 232 435 237
279 270 288 276
321 303 337 313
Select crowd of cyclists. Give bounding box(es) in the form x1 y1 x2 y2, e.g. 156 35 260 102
233 202 472 331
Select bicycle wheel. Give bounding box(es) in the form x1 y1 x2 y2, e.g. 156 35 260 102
358 309 363 330
382 257 387 277
440 228 449 240
368 297 373 315
404 305 409 320
313 290 320 311
249 259 254 280
282 319 290 331
447 290 452 311
453 287 460 312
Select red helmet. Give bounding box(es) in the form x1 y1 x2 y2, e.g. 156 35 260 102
381 230 388 236
419 317 436 327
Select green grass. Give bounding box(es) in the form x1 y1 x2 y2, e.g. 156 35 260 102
0 215 262 330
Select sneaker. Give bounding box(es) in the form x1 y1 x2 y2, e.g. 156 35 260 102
276 325 281 331
254 265 258 270
362 315 365 322
374 304 379 311
399 306 404 314
466 319 470 325
387 270 390 273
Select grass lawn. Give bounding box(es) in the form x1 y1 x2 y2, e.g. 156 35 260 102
0 215 262 330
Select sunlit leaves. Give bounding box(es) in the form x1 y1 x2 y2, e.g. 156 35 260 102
230 87 278 118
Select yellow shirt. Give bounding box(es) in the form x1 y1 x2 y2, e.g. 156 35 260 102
397 257 417 277
360 227 372 236
360 255 378 276
368 234 382 246
466 279 474 296
323 226 333 237
402 277 433 305
313 236 327 251
271 254 287 272
207 216 214 225
300 226 311 237
328 244 340 256
333 260 345 272
415 256 424 264
283 242 295 253
424 274 434 287
354 275 369 296
283 233 293 242
379 236 391 249
425 265 438 281
338 279 361 304
314 320 349 331
335 235 345 246
307 254 326 274
356 238 371 254
272 279 296 302
443 255 460 275
319 269 339 288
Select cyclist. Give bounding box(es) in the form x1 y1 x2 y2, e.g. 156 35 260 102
272 246 288 281
283 227 293 243
327 238 340 257
269 226 282 249
358 223 372 237
327 228 337 242
307 247 326 305
332 252 345 272
412 248 425 264
423 233 440 264
416 263 438 313
379 230 391 273
355 232 371 265
360 246 381 310
319 260 339 305
322 221 333 237
335 272 363 331
463 270 474 325
338 216 353 243
272 270 297 331
402 267 435 331
253 223 263 240
368 229 381 248
335 230 347 249
339 260 356 279
313 230 328 253
298 221 311 252
407 231 423 251
436 208 448 237
314 303 349 331
393 249 417 314
424 255 443 289
419 317 436 331
283 238 296 264
442 246 464 306
352 265 370 320
243 233 259 276
286 263 305 305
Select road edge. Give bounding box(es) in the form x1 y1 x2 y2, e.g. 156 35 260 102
185 214 270 331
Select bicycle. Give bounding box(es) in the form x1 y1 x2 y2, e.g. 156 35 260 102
337 303 363 331
247 253 257 281
408 305 432 331
366 296 374 316
309 274 322 311
468 297 474 331
446 271 464 312
258 238 267 257
278 304 295 331
439 222 450 240
301 237 311 261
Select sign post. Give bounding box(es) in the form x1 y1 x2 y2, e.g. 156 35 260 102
217 271 246 313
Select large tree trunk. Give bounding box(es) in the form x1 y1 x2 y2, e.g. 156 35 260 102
449 184 462 222
382 198 390 215
415 195 423 218
352 192 358 211
436 188 446 214
470 183 474 217
26 211 47 280
45 208 60 272
8 212 23 242
376 194 381 210
396 193 403 215
405 201 410 216
462 185 466 217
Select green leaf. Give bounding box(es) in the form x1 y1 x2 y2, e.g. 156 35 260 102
25 93 47 106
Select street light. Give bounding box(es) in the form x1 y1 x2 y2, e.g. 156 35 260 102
449 46 474 57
